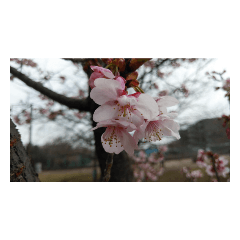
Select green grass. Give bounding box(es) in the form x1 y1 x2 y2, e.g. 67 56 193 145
39 168 101 182
39 172 95 182
39 155 230 182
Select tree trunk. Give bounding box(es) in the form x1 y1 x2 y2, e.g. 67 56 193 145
85 61 134 182
90 103 134 182
10 119 40 182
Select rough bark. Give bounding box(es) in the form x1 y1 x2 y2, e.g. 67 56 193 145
10 119 40 182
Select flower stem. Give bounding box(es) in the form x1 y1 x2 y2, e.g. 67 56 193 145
103 153 114 182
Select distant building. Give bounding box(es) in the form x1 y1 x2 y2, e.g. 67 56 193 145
165 118 230 160
42 149 95 170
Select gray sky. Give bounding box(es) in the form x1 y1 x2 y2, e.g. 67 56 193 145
10 58 230 147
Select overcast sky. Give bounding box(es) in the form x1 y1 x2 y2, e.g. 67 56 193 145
10 58 230 147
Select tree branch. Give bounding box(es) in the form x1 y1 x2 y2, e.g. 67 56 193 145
10 66 91 111
103 153 114 182
210 155 221 182
62 58 95 64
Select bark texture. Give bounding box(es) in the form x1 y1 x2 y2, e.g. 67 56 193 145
10 119 40 182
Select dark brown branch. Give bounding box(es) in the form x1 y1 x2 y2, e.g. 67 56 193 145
10 66 91 111
62 58 95 64
210 155 221 182
103 153 114 182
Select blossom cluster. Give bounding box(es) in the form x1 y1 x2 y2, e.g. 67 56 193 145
182 167 203 182
196 149 230 179
132 146 167 182
89 65 180 155
10 58 37 68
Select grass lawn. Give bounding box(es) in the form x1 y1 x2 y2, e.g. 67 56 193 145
39 168 102 182
38 155 230 182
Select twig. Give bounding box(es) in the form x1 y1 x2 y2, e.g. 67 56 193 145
62 58 94 63
210 155 221 182
103 153 114 182
10 66 90 111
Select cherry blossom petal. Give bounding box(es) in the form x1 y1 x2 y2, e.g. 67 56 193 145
133 121 148 141
159 106 168 114
91 66 114 78
160 123 180 139
114 120 137 131
162 118 179 131
156 96 179 107
135 94 159 120
119 129 138 156
103 71 115 79
93 103 119 122
115 76 126 90
101 134 123 154
90 78 122 105
89 72 104 89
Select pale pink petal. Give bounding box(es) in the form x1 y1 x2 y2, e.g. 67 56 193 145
90 119 114 131
161 125 180 139
91 66 114 79
119 129 138 156
159 106 168 114
136 94 159 120
156 96 179 107
89 72 104 89
222 167 230 177
113 120 137 131
115 76 126 90
133 121 148 141
101 134 123 154
90 78 122 105
93 103 119 122
161 119 180 133
103 71 115 79
118 109 144 128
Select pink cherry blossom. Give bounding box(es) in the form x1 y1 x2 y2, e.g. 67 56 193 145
133 96 180 143
196 149 207 168
134 113 180 142
182 167 203 181
155 96 179 114
158 145 168 153
148 153 164 163
205 156 229 178
182 167 189 174
132 150 165 181
89 66 115 89
190 170 203 180
91 78 159 127
90 78 125 105
134 150 147 163
91 119 138 155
